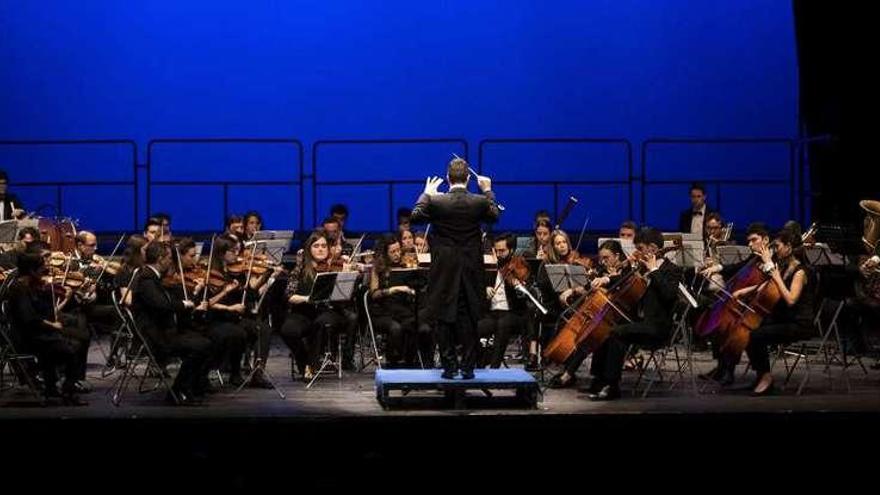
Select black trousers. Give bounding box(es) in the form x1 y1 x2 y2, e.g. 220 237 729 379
154 331 213 395
203 321 247 377
26 332 83 393
373 308 433 367
280 309 352 373
478 310 525 368
436 284 480 374
745 322 813 374
591 322 669 386
58 312 91 381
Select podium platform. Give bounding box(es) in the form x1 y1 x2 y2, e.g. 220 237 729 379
375 369 540 409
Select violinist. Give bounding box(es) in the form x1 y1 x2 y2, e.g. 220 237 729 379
223 215 246 252
369 235 432 368
548 240 628 388
144 216 170 243
33 242 94 392
414 231 430 254
0 226 40 270
204 236 273 388
165 238 247 393
322 216 353 258
618 221 638 241
131 242 212 403
153 212 173 241
243 210 263 242
115 235 148 306
546 229 593 271
478 233 535 369
280 231 355 381
582 227 682 401
71 231 122 344
724 227 816 396
6 250 87 405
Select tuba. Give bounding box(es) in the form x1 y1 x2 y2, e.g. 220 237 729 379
861 200 880 254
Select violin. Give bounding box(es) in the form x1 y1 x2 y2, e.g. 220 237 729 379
498 255 530 287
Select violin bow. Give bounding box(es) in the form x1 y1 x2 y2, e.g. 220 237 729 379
202 235 216 306
174 244 190 303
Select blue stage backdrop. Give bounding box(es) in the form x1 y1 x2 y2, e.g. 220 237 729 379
0 1 799 235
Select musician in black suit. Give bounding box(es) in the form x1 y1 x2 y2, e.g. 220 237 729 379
678 183 717 236
411 158 501 379
585 227 683 400
132 242 212 403
0 170 26 221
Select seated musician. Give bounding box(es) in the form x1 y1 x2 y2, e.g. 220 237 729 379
369 235 433 368
115 235 148 306
152 212 173 241
69 232 122 373
618 221 638 241
143 217 171 242
705 213 725 246
549 240 628 388
0 226 40 269
243 210 263 242
583 227 683 401
397 207 412 234
131 242 213 404
0 169 26 221
223 214 246 252
166 238 251 391
204 236 273 388
724 227 816 395
6 249 87 405
414 231 430 254
478 233 537 369
280 231 355 381
845 243 880 357
322 216 353 258
697 223 772 385
547 229 592 272
523 218 552 260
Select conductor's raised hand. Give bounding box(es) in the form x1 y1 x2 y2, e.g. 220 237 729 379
423 176 444 196
475 173 492 193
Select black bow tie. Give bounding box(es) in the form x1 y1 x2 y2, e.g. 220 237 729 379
692 211 703 216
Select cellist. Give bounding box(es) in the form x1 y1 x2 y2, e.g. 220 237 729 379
696 222 772 385
721 227 815 395
548 240 627 388
583 227 682 401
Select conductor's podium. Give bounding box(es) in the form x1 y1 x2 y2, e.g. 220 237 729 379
375 369 540 409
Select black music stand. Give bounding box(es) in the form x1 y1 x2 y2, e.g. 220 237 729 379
307 271 360 388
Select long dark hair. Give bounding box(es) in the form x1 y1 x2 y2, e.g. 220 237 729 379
300 230 330 283
373 235 399 278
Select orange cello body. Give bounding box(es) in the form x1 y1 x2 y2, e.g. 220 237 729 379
543 270 647 364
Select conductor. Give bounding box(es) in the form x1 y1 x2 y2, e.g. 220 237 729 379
411 157 501 379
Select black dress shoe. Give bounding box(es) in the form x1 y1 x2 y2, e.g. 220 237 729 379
249 371 274 389
524 354 540 372
460 370 475 380
441 370 457 380
61 393 88 406
547 373 577 389
588 384 621 401
750 384 776 397
578 378 605 395
698 367 720 381
73 380 93 394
